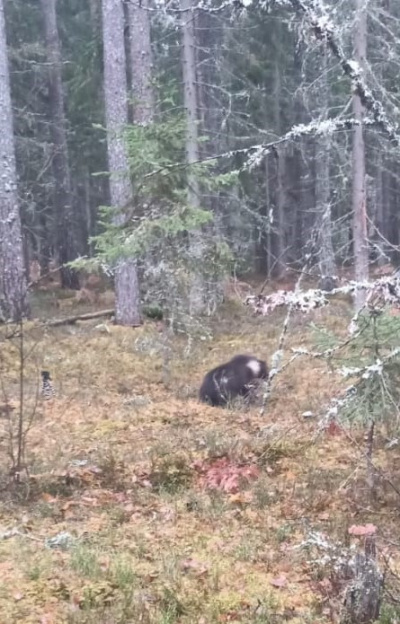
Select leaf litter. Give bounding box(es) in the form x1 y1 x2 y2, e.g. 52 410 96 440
0 301 399 622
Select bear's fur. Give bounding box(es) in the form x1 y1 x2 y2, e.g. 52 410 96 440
199 354 268 407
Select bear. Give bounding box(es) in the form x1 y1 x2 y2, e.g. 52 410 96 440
199 354 268 407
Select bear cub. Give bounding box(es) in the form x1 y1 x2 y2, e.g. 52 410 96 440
199 354 268 407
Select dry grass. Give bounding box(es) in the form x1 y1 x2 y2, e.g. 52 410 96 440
0 291 399 623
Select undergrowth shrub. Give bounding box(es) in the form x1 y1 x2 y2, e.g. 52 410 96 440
313 310 400 433
75 110 236 344
0 320 44 487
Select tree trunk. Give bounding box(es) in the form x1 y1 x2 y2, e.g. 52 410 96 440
89 0 100 32
195 9 222 163
259 154 271 275
126 0 154 125
374 151 385 265
275 145 287 278
181 0 199 203
352 0 369 310
40 0 80 290
273 31 286 279
101 0 141 326
180 0 204 314
341 533 383 624
125 0 155 320
315 42 336 278
194 8 227 307
83 169 93 256
0 0 29 321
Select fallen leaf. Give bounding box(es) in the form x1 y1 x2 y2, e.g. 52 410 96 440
244 508 258 521
229 492 251 505
41 493 56 503
194 458 259 493
270 575 287 588
181 558 208 576
326 420 343 436
81 496 100 506
40 615 56 624
144 570 159 582
61 501 80 511
99 555 110 572
318 577 333 592
13 592 24 601
348 523 377 536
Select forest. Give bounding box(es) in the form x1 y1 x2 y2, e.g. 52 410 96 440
1 0 400 622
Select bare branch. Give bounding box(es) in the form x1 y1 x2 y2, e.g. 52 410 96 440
288 0 400 145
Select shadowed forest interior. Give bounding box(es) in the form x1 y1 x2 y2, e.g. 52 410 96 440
1 0 400 622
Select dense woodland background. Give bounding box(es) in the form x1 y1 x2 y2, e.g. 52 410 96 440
1 0 400 324
2 2 400 623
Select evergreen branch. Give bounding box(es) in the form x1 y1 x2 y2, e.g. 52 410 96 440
142 116 370 180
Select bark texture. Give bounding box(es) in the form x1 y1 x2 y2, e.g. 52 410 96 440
352 0 369 310
341 535 383 624
181 0 205 314
181 0 200 203
273 30 286 279
315 42 336 279
127 0 154 124
102 0 141 326
40 0 80 289
0 0 29 321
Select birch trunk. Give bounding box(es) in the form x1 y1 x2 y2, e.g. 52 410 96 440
40 0 80 290
352 0 369 310
0 0 29 321
102 0 140 326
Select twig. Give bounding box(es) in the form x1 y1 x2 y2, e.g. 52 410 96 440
27 263 64 289
139 117 370 182
0 527 43 542
259 256 313 414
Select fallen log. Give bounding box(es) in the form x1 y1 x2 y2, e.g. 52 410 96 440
46 309 115 327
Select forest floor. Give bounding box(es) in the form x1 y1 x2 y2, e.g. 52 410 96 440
0 283 399 624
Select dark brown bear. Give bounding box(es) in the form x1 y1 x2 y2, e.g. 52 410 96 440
199 354 268 407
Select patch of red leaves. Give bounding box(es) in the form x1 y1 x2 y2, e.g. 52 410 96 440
348 523 377 536
192 458 260 494
326 420 343 437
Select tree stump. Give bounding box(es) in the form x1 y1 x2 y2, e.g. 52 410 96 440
340 536 383 624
